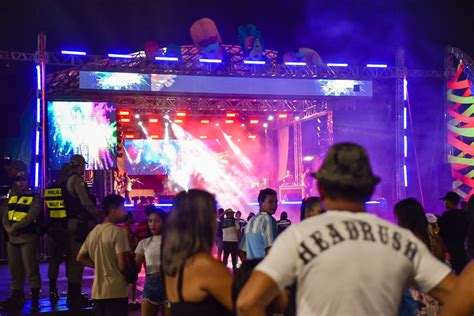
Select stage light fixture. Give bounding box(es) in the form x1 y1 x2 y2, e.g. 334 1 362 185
267 115 274 121
278 113 288 119
263 123 268 128
149 118 158 123
125 134 135 139
215 123 219 127
61 50 87 56
120 118 131 123
284 61 307 66
366 64 388 68
250 119 259 124
317 118 321 124
200 120 210 124
237 139 241 142
135 114 140 119
151 135 159 139
248 135 257 139
199 58 222 63
226 113 236 117
243 60 266 65
225 120 234 124
327 63 348 67
155 56 179 61
174 119 183 123
108 53 133 58
163 114 170 120
241 124 245 127
177 112 186 117
199 135 208 139
303 156 314 161
295 116 301 121
119 111 130 115
138 121 143 126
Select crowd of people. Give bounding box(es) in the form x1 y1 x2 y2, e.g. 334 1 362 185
2 143 474 315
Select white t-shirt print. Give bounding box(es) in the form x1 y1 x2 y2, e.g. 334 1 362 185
256 211 451 316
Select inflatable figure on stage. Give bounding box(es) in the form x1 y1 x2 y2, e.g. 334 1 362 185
283 47 324 65
190 18 224 60
238 24 265 61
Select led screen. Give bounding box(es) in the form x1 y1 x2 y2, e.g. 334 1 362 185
47 101 117 170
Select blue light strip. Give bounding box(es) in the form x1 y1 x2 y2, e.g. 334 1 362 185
155 56 179 61
403 78 407 101
199 58 222 63
327 63 348 67
35 131 40 155
403 107 407 130
108 53 134 58
243 60 266 65
366 64 388 68
36 98 41 123
34 163 39 188
36 65 41 90
61 50 87 56
285 61 307 66
403 165 408 187
404 136 408 158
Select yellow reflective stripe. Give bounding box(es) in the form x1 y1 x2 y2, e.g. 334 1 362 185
50 210 67 218
18 196 33 205
45 188 62 197
45 200 65 209
8 211 27 222
8 196 18 204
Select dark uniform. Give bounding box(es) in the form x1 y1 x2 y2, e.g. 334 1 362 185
63 155 99 307
45 184 69 301
1 172 42 312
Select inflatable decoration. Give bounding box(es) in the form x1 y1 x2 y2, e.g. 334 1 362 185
190 18 223 59
283 48 323 65
238 24 264 61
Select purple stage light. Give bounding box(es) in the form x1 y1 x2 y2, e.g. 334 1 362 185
199 58 222 63
108 53 134 58
244 60 266 65
366 64 388 68
285 61 307 66
36 65 41 90
61 50 87 56
327 63 348 67
34 162 39 188
403 165 408 187
35 131 40 155
403 78 408 100
404 136 408 158
155 56 179 61
36 99 41 123
403 107 407 130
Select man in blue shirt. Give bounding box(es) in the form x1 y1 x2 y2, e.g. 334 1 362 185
240 188 278 260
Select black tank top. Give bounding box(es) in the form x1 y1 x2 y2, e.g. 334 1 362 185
169 261 232 316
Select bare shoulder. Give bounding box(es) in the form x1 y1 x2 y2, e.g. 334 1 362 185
192 253 229 273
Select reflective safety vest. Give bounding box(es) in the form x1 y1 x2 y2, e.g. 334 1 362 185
45 187 67 219
7 194 34 222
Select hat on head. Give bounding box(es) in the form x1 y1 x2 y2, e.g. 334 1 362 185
312 143 381 187
70 155 87 166
426 213 438 224
440 191 460 204
15 170 29 181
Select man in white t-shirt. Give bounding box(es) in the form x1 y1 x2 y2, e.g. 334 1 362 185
237 143 456 316
77 194 130 316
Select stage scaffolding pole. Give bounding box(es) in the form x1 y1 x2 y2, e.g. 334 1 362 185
35 33 47 194
395 48 407 202
293 122 303 185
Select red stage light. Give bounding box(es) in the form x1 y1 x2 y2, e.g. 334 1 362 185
278 113 288 119
248 135 257 139
250 119 259 124
150 135 159 139
120 118 131 123
199 135 208 139
125 134 135 139
177 112 186 117
226 113 236 117
225 120 234 124
174 119 183 123
119 111 130 115
149 118 158 123
200 120 210 124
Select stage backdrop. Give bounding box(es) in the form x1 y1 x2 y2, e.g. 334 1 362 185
47 101 117 170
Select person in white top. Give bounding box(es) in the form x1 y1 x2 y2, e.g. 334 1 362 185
237 143 456 316
135 207 169 316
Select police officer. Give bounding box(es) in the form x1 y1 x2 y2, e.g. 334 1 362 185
45 163 70 303
0 171 42 312
63 155 99 307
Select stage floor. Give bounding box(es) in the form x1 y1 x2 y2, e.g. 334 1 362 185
0 262 149 315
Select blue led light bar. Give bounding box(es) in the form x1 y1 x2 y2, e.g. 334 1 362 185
61 50 87 56
155 56 179 61
244 60 266 65
366 64 388 68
